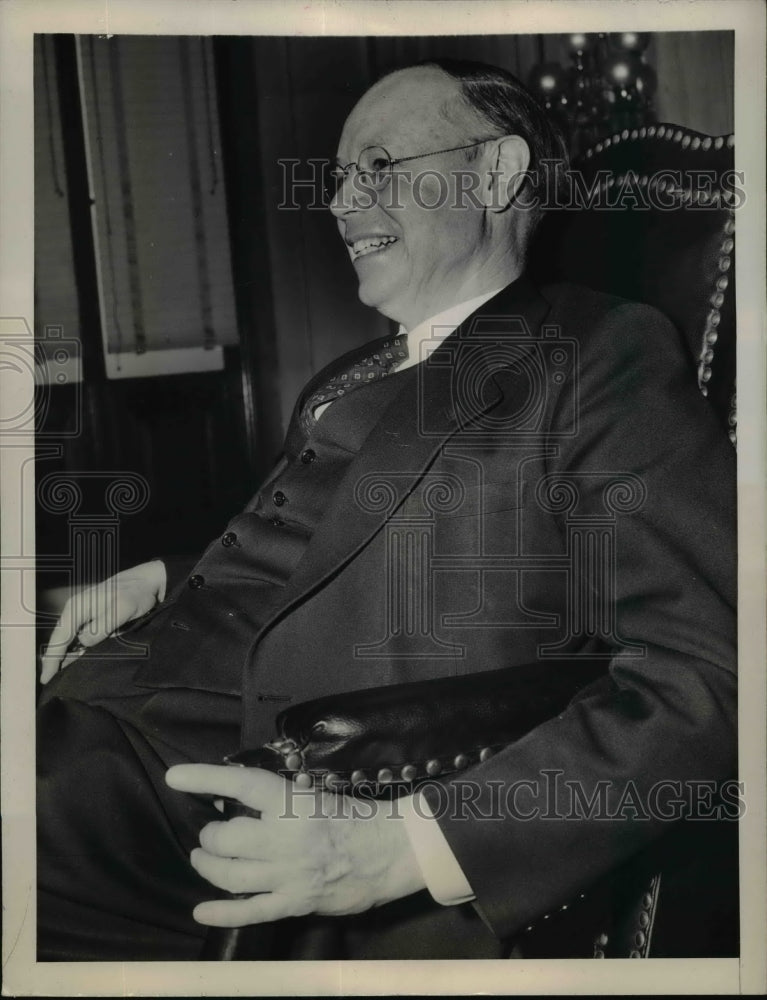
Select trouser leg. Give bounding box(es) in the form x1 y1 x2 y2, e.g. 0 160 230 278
37 684 240 961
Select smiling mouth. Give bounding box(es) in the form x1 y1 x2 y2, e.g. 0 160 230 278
349 236 398 260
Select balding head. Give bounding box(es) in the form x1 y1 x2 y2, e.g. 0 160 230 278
338 65 486 163
330 63 538 329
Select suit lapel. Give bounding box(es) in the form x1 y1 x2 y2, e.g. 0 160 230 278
255 274 552 639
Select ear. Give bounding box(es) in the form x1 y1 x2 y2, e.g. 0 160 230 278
482 136 531 213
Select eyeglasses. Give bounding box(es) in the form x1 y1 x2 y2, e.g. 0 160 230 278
326 138 500 200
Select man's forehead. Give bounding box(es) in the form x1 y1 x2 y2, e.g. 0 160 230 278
337 66 469 158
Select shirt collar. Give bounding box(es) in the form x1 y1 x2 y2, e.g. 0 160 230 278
394 286 507 372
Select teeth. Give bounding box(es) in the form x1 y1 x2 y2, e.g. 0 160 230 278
351 236 397 258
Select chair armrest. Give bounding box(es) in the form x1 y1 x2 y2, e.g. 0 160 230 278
202 657 607 960
226 657 607 794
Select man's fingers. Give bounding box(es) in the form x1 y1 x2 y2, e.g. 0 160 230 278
190 848 281 895
38 574 156 684
39 653 64 685
40 616 114 683
60 647 88 670
199 816 269 859
166 763 255 801
39 588 114 681
41 618 80 677
166 763 289 813
193 892 303 928
76 620 114 647
42 628 74 661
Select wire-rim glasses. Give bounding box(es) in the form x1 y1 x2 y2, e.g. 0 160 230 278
326 138 500 200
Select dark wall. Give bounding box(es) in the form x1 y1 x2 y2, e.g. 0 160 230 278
36 32 734 587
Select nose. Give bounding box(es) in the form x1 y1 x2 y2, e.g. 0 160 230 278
328 169 377 218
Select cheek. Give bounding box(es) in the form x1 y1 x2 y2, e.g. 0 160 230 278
393 183 481 273
409 170 451 211
408 204 479 267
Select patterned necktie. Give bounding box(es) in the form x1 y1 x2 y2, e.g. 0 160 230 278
301 334 408 434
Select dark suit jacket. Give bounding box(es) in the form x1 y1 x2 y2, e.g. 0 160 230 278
139 275 737 956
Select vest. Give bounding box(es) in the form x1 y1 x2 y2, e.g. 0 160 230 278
153 370 410 695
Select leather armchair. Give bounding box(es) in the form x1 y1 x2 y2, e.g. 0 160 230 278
205 124 738 960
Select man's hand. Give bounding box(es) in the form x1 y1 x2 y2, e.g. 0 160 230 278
40 559 167 683
165 764 426 927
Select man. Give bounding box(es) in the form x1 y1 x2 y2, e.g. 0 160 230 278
37 59 736 961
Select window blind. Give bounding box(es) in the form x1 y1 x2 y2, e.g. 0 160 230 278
79 35 238 374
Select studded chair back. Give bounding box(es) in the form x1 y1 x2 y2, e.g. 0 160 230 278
530 125 737 444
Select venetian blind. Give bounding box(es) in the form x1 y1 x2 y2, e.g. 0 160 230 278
79 35 238 365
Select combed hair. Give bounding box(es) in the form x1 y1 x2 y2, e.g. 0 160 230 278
414 57 569 216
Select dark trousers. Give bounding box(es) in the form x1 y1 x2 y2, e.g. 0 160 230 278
36 646 507 962
37 645 241 961
37 646 738 961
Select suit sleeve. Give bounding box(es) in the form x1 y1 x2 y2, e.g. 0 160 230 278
421 301 737 940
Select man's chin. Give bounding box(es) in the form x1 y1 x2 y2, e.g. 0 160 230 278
356 277 400 322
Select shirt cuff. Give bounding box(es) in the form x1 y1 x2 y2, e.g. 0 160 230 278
400 791 476 906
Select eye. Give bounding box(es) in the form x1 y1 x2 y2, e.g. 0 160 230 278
358 147 391 184
368 155 390 174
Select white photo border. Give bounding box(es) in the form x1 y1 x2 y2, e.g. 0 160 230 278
1 1 765 995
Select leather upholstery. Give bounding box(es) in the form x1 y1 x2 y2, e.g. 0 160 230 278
530 124 737 442
246 658 607 793
205 659 717 960
202 658 607 961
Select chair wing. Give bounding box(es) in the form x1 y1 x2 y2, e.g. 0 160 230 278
530 124 736 444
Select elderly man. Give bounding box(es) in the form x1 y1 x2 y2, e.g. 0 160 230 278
37 59 736 961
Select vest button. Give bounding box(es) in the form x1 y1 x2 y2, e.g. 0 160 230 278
300 449 316 464
273 490 287 507
221 532 237 547
188 574 205 590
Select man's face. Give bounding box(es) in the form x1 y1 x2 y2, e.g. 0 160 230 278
331 68 493 330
